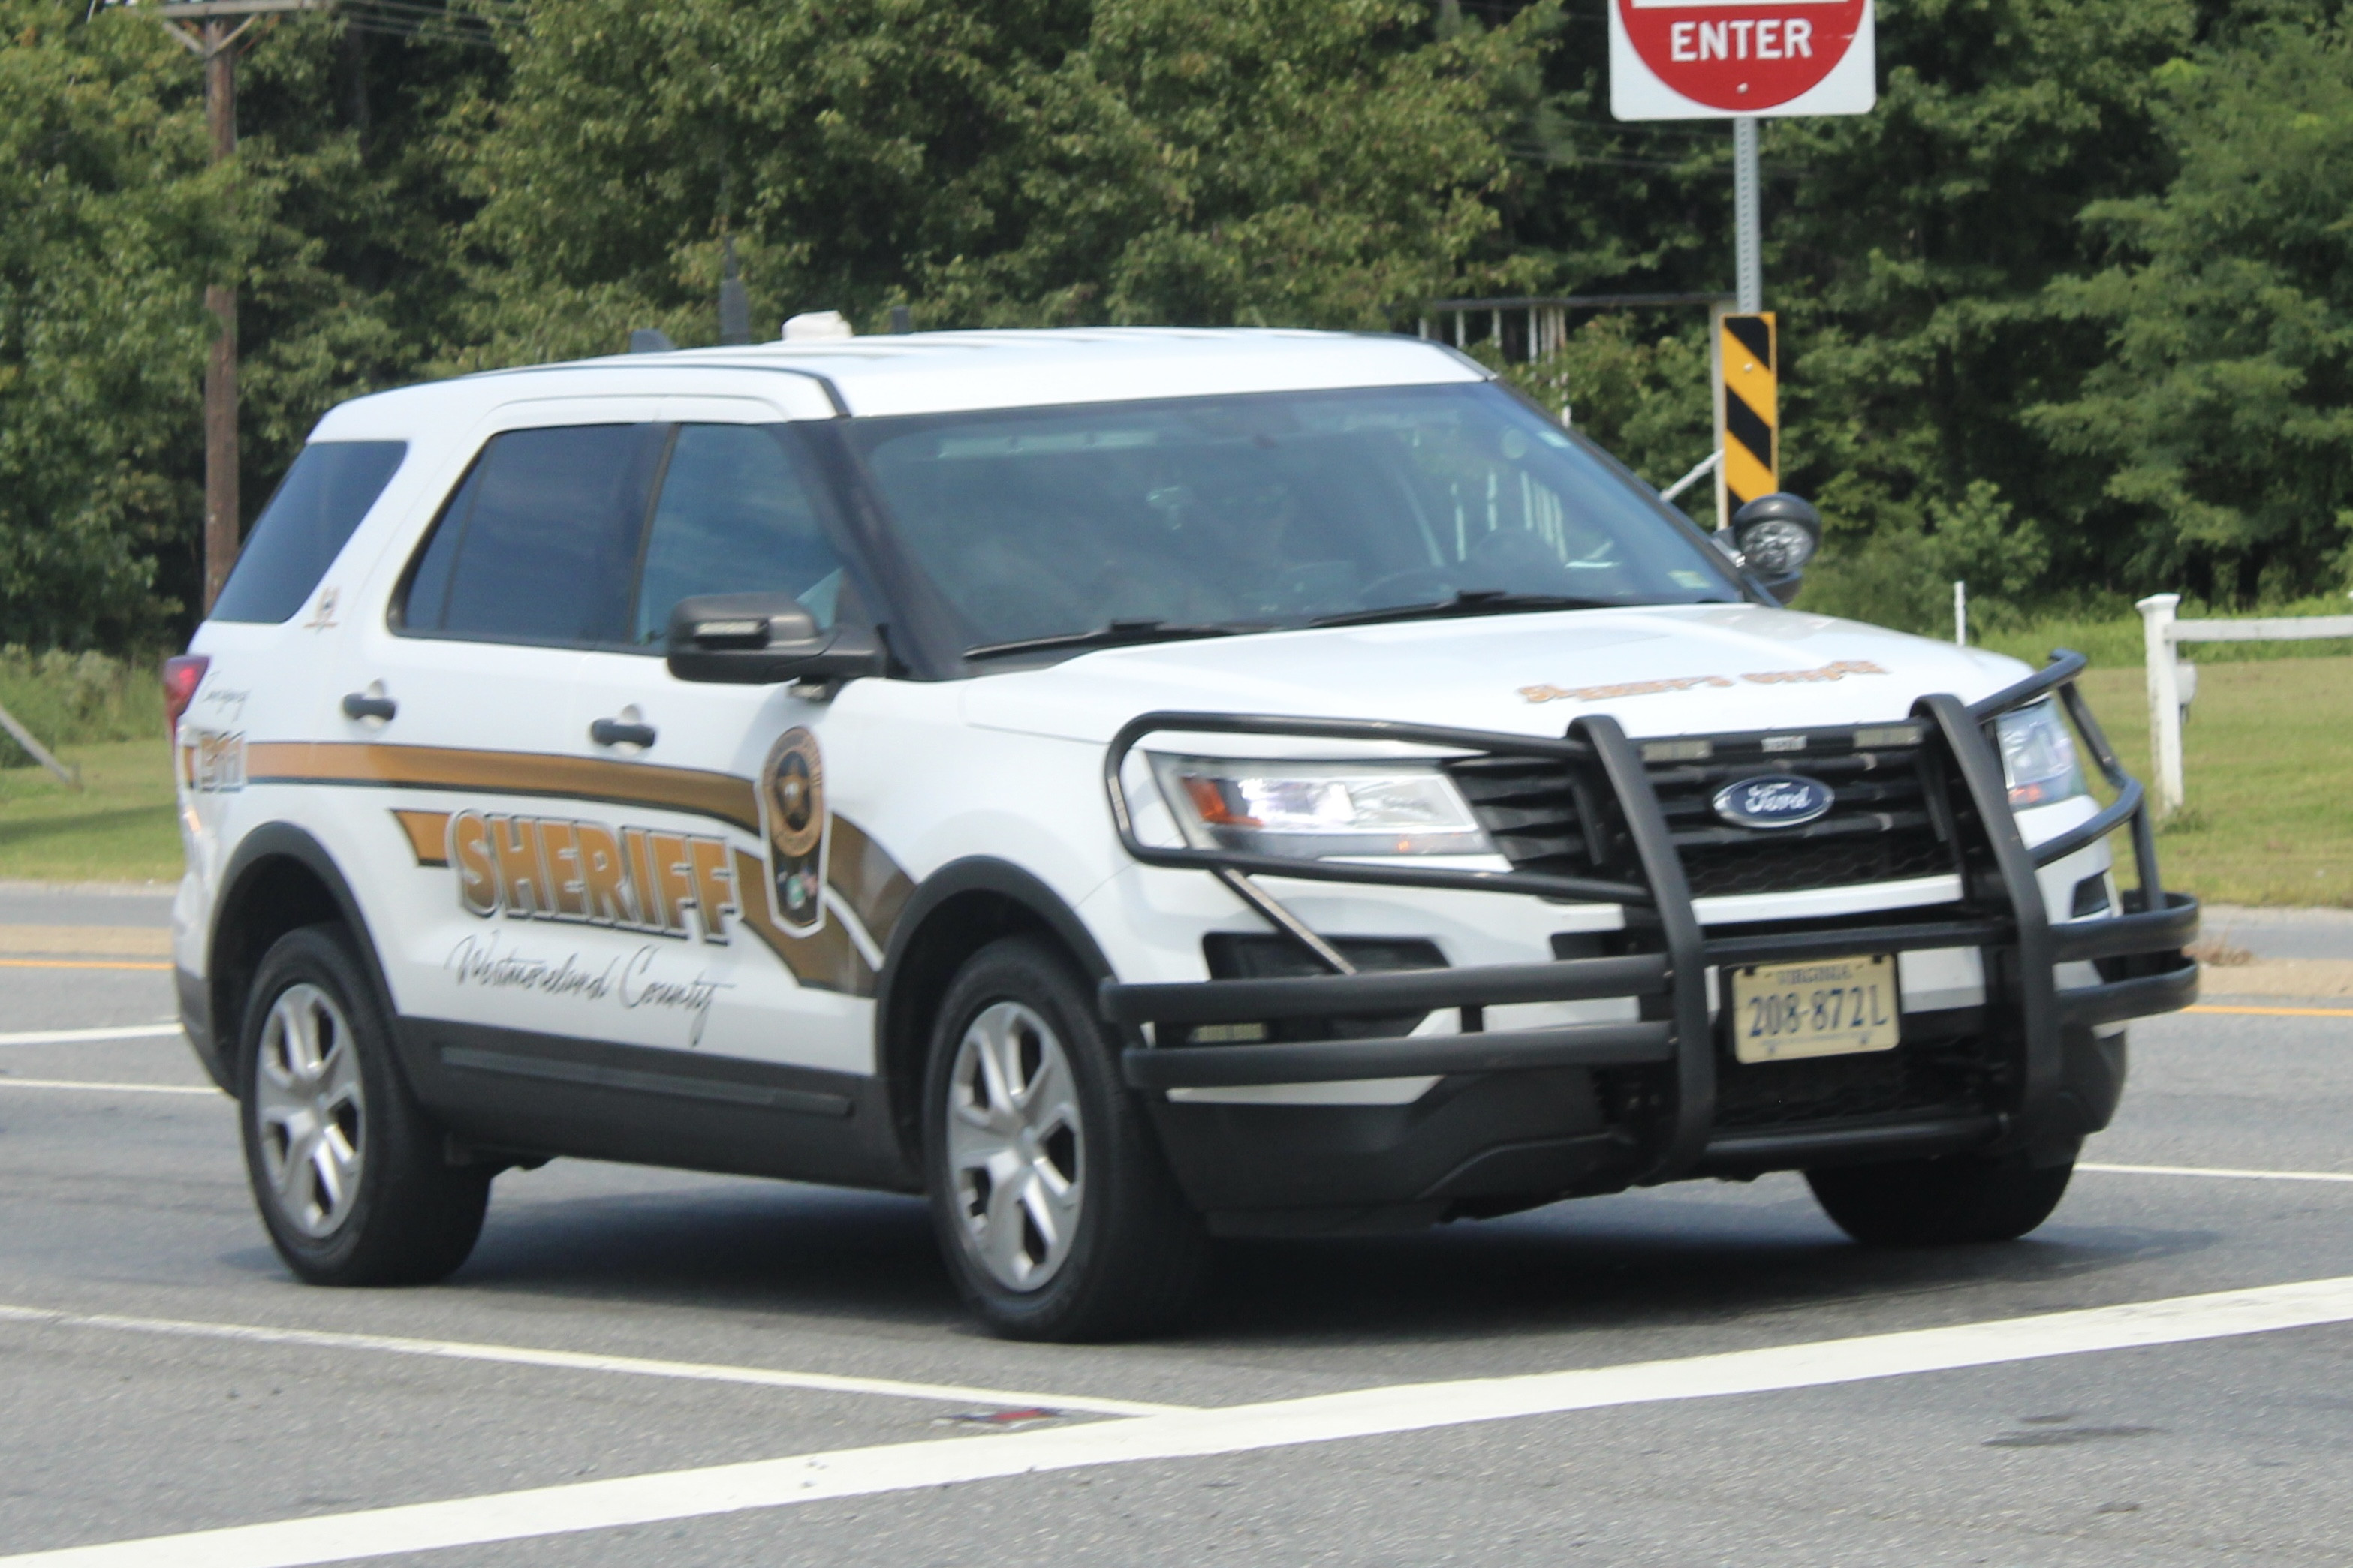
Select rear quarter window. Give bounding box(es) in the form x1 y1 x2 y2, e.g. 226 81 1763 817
209 441 408 624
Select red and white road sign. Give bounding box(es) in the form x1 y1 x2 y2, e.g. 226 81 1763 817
1610 0 1875 120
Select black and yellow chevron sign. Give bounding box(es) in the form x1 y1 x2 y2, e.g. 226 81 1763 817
1717 312 1779 510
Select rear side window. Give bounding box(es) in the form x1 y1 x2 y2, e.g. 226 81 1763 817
400 425 665 647
631 425 845 643
210 441 407 624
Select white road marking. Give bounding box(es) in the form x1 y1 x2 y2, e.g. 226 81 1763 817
0 1304 1189 1419
9 1274 2353 1567
0 1078 220 1097
2081 1160 2353 1184
0 1025 185 1047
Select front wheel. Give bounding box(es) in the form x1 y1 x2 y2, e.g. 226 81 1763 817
1807 1150 2074 1247
922 937 1209 1341
239 925 490 1286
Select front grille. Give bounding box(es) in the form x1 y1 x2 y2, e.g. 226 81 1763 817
1449 724 1961 899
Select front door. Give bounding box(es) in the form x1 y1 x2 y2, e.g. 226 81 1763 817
567 415 891 1081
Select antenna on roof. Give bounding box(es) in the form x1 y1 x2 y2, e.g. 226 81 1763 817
719 236 752 346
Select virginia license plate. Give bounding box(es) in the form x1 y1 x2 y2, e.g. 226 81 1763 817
1729 954 1900 1064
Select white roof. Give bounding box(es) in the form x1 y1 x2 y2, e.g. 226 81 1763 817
312 328 1487 438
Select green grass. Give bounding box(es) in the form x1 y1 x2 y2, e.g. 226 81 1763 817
0 649 165 765
2072 658 2353 908
0 738 182 884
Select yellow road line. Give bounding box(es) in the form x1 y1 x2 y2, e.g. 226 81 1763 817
2188 1003 2353 1019
0 959 172 972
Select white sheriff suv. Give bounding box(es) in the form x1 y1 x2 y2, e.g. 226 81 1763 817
170 328 2198 1340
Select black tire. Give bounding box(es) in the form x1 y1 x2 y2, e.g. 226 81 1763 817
237 925 490 1286
922 936 1210 1341
1806 1150 2074 1247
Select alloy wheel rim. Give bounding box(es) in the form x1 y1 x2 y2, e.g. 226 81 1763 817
253 982 366 1239
945 1000 1085 1292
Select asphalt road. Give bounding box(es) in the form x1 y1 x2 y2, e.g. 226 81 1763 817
0 886 2348 1566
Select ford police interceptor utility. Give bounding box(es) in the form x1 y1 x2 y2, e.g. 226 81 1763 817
167 328 2199 1341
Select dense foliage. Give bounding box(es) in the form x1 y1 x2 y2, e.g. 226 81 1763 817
2 0 2349 646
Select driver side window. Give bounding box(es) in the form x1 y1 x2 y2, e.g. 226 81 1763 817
632 424 846 643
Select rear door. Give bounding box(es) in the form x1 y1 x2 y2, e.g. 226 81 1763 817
331 404 670 1047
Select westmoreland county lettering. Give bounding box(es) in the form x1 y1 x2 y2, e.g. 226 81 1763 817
446 931 732 1045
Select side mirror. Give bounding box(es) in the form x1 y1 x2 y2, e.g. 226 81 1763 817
664 593 886 685
1729 493 1821 606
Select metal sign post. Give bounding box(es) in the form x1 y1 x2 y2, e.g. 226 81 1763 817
1611 1 1877 522
1733 116 1762 315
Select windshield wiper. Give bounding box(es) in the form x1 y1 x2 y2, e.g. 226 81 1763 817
963 619 1267 661
1308 590 1627 629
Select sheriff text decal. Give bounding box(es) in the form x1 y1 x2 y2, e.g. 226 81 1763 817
1520 659 1888 705
448 810 740 944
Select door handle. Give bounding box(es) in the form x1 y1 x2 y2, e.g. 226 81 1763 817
590 717 658 749
341 691 396 721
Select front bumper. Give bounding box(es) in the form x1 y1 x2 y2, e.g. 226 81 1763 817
1098 653 2198 1222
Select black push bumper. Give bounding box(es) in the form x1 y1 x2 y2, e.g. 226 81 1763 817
1098 652 2199 1202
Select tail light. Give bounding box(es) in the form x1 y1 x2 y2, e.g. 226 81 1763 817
163 655 209 738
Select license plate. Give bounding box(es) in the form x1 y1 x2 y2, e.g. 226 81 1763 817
1728 954 1900 1064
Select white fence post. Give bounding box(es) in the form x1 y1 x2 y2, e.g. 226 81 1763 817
1952 581 1966 646
2137 594 2184 818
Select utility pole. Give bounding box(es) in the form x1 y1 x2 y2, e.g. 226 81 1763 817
136 0 332 609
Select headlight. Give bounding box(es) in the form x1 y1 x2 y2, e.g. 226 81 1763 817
1994 700 2087 809
1149 755 1495 859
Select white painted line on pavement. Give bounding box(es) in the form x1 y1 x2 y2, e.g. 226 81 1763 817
10 1273 2353 1568
0 1025 185 1046
0 1078 220 1097
0 1304 1191 1420
2081 1161 2353 1184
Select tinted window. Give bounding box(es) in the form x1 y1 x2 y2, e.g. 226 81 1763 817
849 384 1740 651
402 425 664 646
631 425 846 643
211 441 407 624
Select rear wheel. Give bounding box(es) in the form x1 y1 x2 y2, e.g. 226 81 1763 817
923 937 1209 1341
239 925 490 1285
1807 1150 2074 1247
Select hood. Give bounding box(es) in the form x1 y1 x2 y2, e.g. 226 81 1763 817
960 604 2034 746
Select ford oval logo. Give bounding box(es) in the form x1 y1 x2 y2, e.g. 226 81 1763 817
1713 774 1836 829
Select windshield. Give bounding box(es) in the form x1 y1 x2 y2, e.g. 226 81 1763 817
847 382 1744 657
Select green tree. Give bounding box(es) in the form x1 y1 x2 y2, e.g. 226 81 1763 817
1771 0 2196 615
2035 11 2353 602
453 0 1553 362
230 8 503 555
0 0 244 647
1488 0 2198 631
